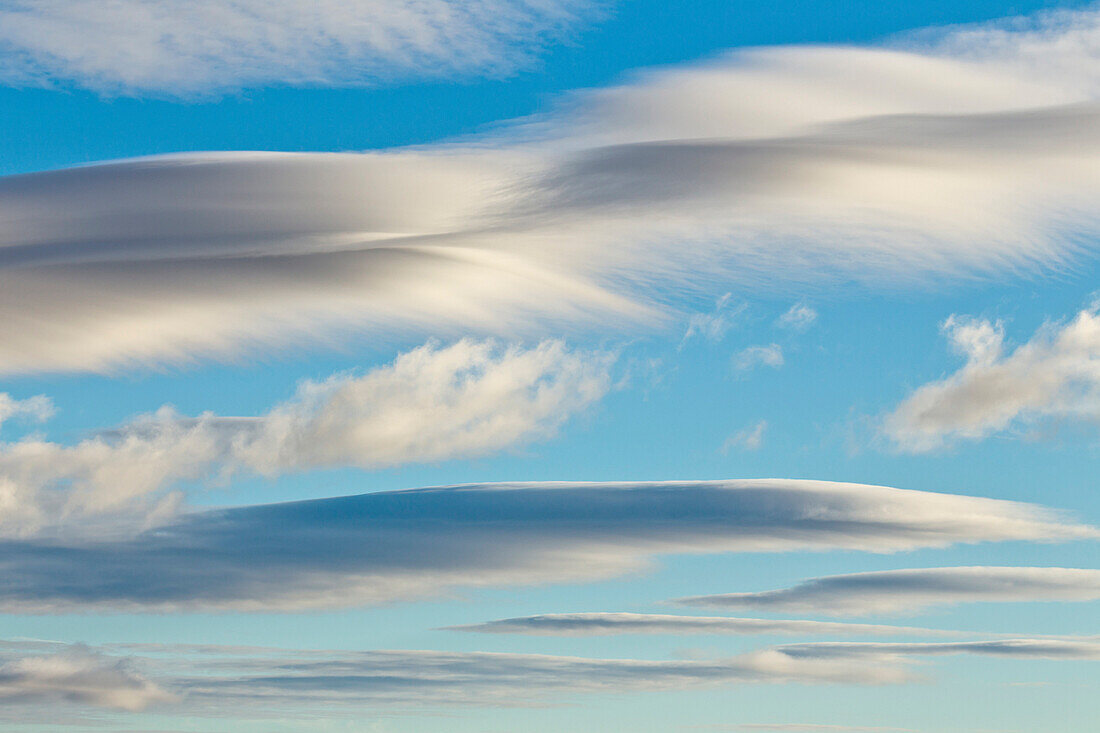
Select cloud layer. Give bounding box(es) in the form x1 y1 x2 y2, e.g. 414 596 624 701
0 647 173 712
4 635 1097 717
885 307 1100 451
0 339 613 538
0 0 593 95
675 566 1100 616
0 641 909 718
0 480 1091 612
447 612 959 637
7 10 1100 372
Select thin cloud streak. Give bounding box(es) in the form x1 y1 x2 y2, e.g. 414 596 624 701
675 567 1100 616
777 638 1100 660
446 612 964 637
7 10 1100 372
0 481 1092 612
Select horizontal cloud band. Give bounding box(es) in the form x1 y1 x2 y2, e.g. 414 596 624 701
3 636 1098 717
0 480 1092 612
674 566 1100 616
446 612 961 637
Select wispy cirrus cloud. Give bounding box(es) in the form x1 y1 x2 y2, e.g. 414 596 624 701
446 612 961 637
734 345 784 371
723 420 768 452
776 303 817 332
0 0 597 95
884 307 1100 452
675 567 1100 617
7 10 1100 373
0 338 614 538
0 480 1091 612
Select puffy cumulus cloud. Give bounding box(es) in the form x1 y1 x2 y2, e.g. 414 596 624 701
675 567 1100 617
0 647 173 712
8 10 1100 373
0 394 52 430
0 339 613 538
445 612 958 637
0 480 1092 612
0 0 595 95
884 307 1100 451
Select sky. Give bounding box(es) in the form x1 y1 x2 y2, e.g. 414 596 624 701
1 0 1100 731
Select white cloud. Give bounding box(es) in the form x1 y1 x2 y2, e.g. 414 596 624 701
777 303 817 331
884 307 1100 451
0 0 595 95
675 566 1100 616
0 393 52 430
734 345 784 371
4 635 1096 718
0 339 614 538
0 480 1091 612
0 641 916 718
447 612 960 637
0 647 173 712
723 420 768 452
681 293 745 346
7 10 1100 372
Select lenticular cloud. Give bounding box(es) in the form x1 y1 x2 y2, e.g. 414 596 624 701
6 10 1100 372
0 479 1091 612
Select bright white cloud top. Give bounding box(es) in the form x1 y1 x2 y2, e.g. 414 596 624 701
0 480 1092 612
0 0 594 94
675 567 1100 616
6 12 1100 372
0 339 614 537
885 307 1100 451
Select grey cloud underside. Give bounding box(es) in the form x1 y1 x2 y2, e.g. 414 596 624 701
5 40 1100 372
446 612 963 637
675 566 1100 616
0 480 1092 612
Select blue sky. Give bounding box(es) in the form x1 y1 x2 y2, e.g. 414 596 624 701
1 1 1100 731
